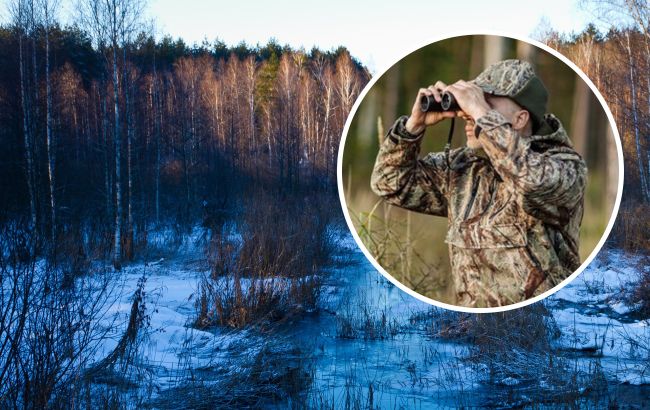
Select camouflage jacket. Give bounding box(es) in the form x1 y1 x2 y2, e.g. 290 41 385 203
370 111 587 308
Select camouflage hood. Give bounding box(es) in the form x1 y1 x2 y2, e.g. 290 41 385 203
528 113 572 146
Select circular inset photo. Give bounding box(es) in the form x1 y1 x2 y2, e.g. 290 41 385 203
338 33 623 312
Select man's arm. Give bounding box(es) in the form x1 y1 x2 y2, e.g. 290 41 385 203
476 110 587 226
370 115 451 217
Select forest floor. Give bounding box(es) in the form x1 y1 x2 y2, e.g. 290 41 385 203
87 225 650 408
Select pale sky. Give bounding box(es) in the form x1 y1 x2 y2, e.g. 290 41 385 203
2 0 598 73
144 0 595 72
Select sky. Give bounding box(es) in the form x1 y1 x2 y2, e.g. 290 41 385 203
2 0 598 73
143 0 595 72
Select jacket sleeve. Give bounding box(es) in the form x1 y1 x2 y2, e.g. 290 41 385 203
370 115 449 217
475 110 587 226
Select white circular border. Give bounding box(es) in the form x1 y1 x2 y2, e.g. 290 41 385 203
336 30 624 313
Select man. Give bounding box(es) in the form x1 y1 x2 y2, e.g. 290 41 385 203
370 59 587 308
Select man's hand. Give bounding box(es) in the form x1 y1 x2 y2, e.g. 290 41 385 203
443 80 491 121
405 81 459 135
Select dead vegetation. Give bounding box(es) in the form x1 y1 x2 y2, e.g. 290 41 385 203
195 192 336 329
614 203 650 253
84 274 150 382
150 339 312 409
335 294 400 340
621 256 650 320
409 304 616 407
0 223 119 409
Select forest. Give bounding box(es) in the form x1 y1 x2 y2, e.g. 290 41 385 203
0 2 368 265
545 20 650 251
0 0 371 406
0 0 649 408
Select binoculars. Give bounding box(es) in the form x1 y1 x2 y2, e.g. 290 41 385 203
419 91 459 112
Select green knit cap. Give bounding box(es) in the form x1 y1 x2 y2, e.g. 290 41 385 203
472 59 551 134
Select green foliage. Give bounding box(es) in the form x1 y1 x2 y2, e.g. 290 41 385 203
255 50 279 112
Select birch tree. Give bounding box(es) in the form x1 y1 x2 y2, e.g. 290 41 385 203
40 0 59 243
9 0 37 229
77 0 147 269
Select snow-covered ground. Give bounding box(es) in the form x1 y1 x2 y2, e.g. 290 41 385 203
82 226 649 407
549 248 650 386
88 226 273 397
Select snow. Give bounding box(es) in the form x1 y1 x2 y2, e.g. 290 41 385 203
549 248 650 385
39 224 650 406
84 226 248 392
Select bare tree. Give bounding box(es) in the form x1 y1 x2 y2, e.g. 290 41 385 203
77 0 147 269
9 0 37 230
243 56 257 175
313 57 335 175
582 0 650 201
625 31 648 200
39 0 59 243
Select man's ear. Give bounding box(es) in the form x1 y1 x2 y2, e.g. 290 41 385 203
512 109 530 131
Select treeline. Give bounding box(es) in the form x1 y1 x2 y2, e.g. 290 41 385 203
540 13 650 249
0 17 369 265
542 23 649 204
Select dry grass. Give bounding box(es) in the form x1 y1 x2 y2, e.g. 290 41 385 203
196 273 322 330
151 340 312 409
621 256 650 320
195 192 336 329
614 202 650 252
409 304 615 407
351 201 451 301
335 301 400 341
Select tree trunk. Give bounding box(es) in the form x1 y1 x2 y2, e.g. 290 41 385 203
123 48 134 261
644 40 650 201
484 35 507 66
605 124 618 218
112 44 122 270
516 40 537 63
570 76 590 157
152 63 161 224
102 90 112 219
45 17 56 243
626 31 648 201
18 30 37 229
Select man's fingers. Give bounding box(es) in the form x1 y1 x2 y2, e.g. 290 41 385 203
434 81 449 102
443 83 461 94
427 85 442 102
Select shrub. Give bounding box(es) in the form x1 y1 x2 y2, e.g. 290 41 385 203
335 300 400 340
622 256 650 319
0 223 118 408
613 202 650 252
195 191 335 329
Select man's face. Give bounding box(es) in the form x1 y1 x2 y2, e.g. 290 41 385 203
462 94 530 149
